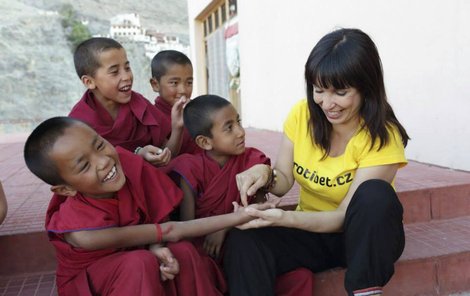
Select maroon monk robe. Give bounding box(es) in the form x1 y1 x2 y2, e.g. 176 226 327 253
172 148 315 295
69 90 171 152
154 96 202 155
46 148 225 296
172 148 270 218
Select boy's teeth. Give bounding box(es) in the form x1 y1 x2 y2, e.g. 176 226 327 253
103 166 116 182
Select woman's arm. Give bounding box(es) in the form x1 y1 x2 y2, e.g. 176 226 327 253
241 164 399 233
237 134 296 205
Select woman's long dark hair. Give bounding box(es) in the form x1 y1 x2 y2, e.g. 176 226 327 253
305 28 409 157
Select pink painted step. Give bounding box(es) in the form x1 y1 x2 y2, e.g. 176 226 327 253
0 271 57 296
312 216 470 295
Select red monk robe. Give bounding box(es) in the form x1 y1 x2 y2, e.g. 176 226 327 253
46 148 226 296
172 148 315 295
69 90 171 152
154 96 202 155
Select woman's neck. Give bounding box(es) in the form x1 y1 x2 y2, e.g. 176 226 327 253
329 118 361 157
331 117 360 139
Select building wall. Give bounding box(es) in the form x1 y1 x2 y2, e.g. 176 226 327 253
188 0 470 171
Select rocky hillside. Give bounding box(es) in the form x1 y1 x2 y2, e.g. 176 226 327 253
0 0 188 132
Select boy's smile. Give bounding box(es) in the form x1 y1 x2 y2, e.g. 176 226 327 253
50 123 126 198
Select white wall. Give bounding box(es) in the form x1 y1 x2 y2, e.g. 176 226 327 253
188 0 470 171
187 0 213 96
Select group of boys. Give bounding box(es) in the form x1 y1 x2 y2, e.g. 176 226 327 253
23 37 314 295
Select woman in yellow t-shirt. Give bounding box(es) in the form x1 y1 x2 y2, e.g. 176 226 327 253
224 28 410 296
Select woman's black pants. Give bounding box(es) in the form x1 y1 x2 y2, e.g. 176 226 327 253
223 179 405 295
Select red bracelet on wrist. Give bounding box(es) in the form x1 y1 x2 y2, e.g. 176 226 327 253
155 223 162 243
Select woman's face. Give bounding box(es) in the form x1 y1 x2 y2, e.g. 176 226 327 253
313 85 362 128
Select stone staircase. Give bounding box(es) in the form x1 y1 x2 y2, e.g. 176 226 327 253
0 129 469 296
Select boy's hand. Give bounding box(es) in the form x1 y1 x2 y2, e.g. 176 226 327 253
139 145 171 167
231 198 281 230
235 208 285 230
232 197 280 214
203 229 227 259
171 96 189 130
149 244 180 281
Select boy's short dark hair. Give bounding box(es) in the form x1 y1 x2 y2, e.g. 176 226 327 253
183 94 231 139
151 50 192 81
74 37 123 78
24 117 84 185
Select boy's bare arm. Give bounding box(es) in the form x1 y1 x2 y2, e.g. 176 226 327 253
164 97 187 157
164 129 183 157
0 182 7 224
161 202 274 242
65 223 158 250
179 178 195 221
64 203 274 251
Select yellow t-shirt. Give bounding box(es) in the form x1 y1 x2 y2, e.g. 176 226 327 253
284 99 407 212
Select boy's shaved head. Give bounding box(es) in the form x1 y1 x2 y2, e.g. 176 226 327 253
74 37 123 78
24 117 84 185
183 94 231 139
151 50 192 81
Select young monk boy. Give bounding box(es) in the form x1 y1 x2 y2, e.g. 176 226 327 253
150 50 201 155
24 116 266 296
171 95 315 295
69 37 187 167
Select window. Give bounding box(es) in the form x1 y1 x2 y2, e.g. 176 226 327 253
214 10 219 28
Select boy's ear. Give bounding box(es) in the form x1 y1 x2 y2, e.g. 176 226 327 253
51 184 78 197
195 135 213 151
149 77 160 92
81 75 96 90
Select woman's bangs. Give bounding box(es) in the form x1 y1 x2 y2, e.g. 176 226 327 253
316 54 354 89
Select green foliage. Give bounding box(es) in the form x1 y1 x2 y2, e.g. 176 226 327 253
59 4 91 50
68 22 91 48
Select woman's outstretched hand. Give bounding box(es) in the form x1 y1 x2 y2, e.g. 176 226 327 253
236 164 271 206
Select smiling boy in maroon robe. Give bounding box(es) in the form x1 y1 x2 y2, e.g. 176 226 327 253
171 95 315 295
69 37 187 167
24 117 269 296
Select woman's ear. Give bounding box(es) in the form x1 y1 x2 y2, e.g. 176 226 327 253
195 135 213 151
51 184 78 197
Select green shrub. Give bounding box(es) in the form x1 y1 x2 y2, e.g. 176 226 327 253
59 4 91 50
